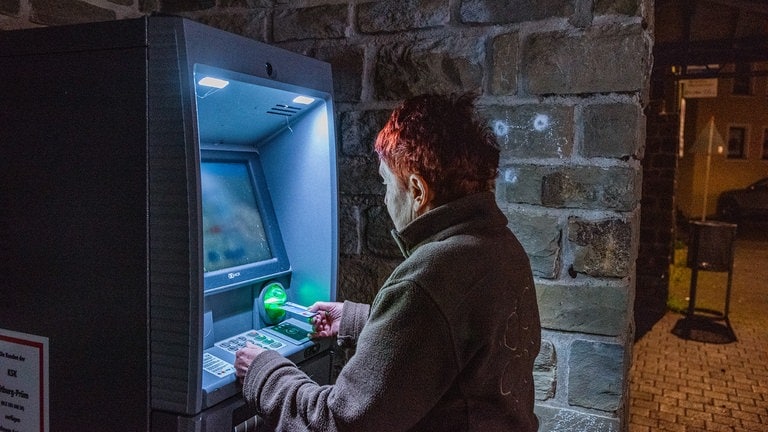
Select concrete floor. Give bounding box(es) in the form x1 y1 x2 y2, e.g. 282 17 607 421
629 221 768 431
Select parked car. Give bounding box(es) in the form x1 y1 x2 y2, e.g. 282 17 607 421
716 177 768 223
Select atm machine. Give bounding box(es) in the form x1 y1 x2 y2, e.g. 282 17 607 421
0 17 338 431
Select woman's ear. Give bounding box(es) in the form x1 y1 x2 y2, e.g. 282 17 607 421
408 173 433 216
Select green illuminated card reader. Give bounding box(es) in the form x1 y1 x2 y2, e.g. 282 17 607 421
260 282 288 324
256 283 315 346
258 282 318 325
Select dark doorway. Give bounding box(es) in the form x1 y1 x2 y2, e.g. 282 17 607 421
635 0 768 340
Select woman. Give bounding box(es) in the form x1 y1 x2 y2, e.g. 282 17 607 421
236 93 541 432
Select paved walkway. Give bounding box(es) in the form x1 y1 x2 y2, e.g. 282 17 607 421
629 222 768 432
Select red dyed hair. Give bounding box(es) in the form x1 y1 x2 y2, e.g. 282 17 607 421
374 93 500 205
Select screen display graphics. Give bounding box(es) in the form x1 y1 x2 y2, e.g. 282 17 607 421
201 161 272 273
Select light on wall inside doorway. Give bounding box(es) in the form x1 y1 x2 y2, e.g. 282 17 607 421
678 99 686 158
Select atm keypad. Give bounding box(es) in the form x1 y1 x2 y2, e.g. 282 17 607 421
216 330 285 354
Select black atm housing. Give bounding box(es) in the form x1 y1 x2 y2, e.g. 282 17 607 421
0 17 338 431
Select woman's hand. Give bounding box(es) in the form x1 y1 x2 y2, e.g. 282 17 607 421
308 301 344 338
235 342 266 380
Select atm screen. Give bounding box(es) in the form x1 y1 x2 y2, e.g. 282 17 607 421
201 161 272 272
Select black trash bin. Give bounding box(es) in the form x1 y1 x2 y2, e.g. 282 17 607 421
686 220 738 319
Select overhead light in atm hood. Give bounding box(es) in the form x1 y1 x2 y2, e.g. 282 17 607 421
198 77 230 89
292 96 315 105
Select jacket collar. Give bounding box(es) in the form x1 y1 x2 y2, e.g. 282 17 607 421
391 191 504 258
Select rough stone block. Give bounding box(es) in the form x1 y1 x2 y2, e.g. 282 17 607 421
522 23 649 95
459 0 573 24
568 0 593 28
192 12 268 41
358 0 448 33
139 0 156 13
505 211 561 279
568 218 632 278
155 0 214 13
373 37 484 100
583 103 641 159
338 156 383 195
0 0 20 16
30 0 115 25
340 109 391 156
365 205 400 258
533 339 556 401
272 41 364 102
338 200 361 256
273 5 347 42
310 45 365 103
490 32 519 95
534 405 620 431
481 104 573 158
535 283 629 335
498 164 638 211
218 0 272 6
496 165 545 205
636 106 647 159
568 340 624 411
540 166 638 211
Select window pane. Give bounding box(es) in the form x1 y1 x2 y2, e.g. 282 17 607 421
727 127 746 159
763 129 768 160
732 63 751 95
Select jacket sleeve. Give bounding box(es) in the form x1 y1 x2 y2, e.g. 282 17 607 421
241 281 458 432
241 350 338 431
336 300 370 349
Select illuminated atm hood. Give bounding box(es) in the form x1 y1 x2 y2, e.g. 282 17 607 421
195 65 322 146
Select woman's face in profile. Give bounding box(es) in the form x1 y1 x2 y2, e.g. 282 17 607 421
379 161 415 232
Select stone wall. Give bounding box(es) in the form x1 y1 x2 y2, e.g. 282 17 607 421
1 0 653 430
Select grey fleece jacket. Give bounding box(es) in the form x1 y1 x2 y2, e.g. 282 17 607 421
241 191 541 431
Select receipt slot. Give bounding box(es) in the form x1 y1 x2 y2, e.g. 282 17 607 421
0 17 337 432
